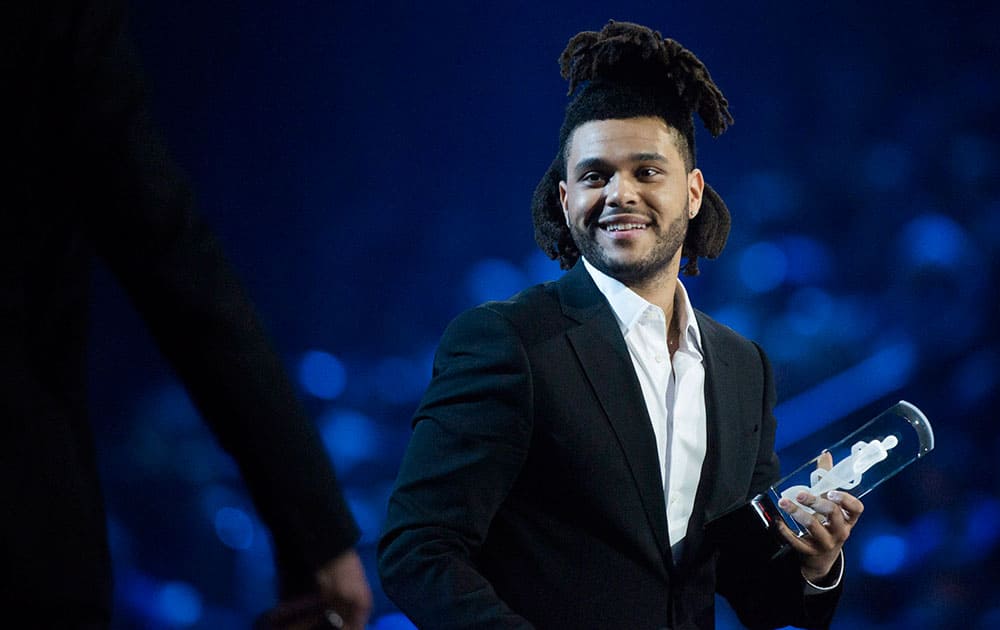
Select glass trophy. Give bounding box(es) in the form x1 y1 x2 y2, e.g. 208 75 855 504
706 400 935 560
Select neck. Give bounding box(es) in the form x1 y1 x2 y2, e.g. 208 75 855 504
625 252 682 322
629 274 677 323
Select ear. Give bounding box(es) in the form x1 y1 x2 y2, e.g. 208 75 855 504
687 168 705 218
559 180 570 226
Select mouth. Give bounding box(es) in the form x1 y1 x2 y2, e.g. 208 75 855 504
601 222 648 233
595 214 652 235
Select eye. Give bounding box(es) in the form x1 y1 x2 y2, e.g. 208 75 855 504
637 167 661 179
580 171 607 186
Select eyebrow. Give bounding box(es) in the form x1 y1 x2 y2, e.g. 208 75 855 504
572 152 669 175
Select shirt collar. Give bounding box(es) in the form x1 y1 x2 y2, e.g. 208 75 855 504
582 257 702 354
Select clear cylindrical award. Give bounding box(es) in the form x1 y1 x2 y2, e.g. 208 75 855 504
707 400 935 560
753 400 935 539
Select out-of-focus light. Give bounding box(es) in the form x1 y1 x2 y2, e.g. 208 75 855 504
318 409 377 471
375 356 429 404
786 287 834 337
155 581 203 627
136 383 201 432
299 350 347 400
898 213 968 268
964 495 1000 551
372 612 419 630
952 349 998 406
214 507 255 551
775 340 916 448
523 249 563 285
861 534 908 576
739 242 787 293
345 491 383 544
734 171 800 223
465 257 526 304
977 606 1000 630
780 236 832 286
906 512 947 561
708 304 757 340
863 142 912 191
951 134 994 184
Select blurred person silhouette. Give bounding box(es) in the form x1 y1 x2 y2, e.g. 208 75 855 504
0 1 371 628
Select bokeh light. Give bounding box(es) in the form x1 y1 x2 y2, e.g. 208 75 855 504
299 350 347 400
861 534 908 576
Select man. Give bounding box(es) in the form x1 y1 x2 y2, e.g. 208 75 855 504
379 21 861 630
0 1 369 628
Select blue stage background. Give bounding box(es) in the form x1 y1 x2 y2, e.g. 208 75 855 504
87 1 998 628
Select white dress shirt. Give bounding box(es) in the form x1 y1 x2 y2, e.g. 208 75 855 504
581 258 843 588
582 258 706 551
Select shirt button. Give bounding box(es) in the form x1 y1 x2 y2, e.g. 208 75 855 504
655 355 664 363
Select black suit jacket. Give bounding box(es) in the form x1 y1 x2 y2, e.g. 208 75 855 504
0 0 357 620
379 264 840 629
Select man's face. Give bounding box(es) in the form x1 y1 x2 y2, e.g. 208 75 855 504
559 116 704 286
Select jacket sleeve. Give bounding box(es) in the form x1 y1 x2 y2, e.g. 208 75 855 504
715 342 841 629
378 306 535 630
67 0 359 595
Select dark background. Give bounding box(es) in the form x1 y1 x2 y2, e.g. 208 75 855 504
87 1 999 628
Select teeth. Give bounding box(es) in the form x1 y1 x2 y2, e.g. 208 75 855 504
604 223 647 232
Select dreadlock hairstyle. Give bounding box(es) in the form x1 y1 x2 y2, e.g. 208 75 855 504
531 20 734 275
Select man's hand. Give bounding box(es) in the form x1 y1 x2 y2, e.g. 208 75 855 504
314 549 372 629
777 452 865 584
261 549 372 630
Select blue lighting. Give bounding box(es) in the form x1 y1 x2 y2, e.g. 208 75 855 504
735 171 799 223
523 249 563 285
374 356 429 404
906 512 946 561
318 409 377 471
774 341 917 449
861 534 908 576
345 490 384 544
785 287 834 337
155 581 203 626
780 236 832 286
299 350 347 400
136 383 200 432
371 612 419 630
964 496 1000 550
951 349 998 406
465 257 526 304
951 134 993 184
898 213 967 268
739 242 787 293
863 142 912 191
214 507 255 551
708 304 757 339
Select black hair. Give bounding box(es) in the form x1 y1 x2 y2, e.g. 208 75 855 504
532 20 733 275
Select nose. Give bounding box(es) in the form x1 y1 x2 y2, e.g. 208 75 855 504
605 172 638 207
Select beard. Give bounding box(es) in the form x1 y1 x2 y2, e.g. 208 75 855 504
569 204 689 286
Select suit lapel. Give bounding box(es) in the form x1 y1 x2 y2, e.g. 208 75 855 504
687 313 753 556
558 265 672 564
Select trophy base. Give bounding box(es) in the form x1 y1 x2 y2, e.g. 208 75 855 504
705 491 796 563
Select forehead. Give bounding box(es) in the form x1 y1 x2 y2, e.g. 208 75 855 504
567 116 682 163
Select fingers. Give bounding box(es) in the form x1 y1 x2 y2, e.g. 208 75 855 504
779 490 864 546
315 550 372 630
817 451 833 471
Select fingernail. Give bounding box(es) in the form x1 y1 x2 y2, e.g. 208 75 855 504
797 492 809 502
779 499 791 509
828 490 841 502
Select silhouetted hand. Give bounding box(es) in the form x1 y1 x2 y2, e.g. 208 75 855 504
258 549 372 630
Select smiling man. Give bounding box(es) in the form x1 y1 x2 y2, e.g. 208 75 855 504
379 21 861 630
